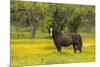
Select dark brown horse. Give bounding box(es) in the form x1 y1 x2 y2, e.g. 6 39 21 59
47 26 82 53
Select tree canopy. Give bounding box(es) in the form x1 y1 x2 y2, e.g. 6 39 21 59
11 0 95 38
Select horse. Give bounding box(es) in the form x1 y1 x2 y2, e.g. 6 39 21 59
47 26 82 53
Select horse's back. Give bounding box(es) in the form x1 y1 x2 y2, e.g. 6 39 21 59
71 33 81 39
57 33 73 46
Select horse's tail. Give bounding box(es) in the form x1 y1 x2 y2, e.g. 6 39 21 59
79 35 82 48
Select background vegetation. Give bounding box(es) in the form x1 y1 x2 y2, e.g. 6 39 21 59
10 0 95 67
11 0 95 38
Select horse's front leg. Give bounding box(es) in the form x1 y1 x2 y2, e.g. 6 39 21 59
56 44 61 53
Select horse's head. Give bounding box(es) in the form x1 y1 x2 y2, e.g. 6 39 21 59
47 25 53 36
47 25 59 36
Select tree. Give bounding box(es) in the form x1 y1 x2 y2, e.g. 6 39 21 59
11 1 95 39
51 4 71 32
67 14 81 33
11 1 49 38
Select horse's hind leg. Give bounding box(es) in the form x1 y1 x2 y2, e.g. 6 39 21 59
79 45 82 53
78 35 82 53
78 46 82 53
79 48 82 53
73 44 76 53
77 43 82 53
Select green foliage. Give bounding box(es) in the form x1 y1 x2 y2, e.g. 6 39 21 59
11 1 95 37
68 14 81 33
22 2 33 10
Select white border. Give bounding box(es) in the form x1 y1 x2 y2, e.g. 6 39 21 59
0 0 10 67
20 0 96 5
0 0 100 67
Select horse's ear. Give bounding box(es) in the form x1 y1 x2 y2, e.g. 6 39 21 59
49 25 52 28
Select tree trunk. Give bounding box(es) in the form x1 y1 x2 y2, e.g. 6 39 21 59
26 10 37 38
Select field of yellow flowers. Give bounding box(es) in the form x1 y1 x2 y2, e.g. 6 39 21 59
10 37 95 67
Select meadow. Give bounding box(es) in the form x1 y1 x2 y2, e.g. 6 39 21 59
10 33 95 67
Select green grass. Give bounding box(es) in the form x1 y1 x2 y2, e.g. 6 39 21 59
10 38 95 67
11 32 95 39
11 31 49 39
80 33 95 39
